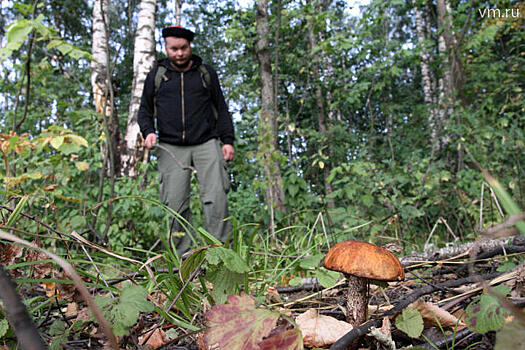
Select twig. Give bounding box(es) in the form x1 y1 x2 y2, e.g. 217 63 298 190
330 272 503 350
0 265 47 350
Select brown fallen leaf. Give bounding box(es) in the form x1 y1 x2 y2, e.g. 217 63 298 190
139 328 169 350
409 301 465 328
295 308 353 348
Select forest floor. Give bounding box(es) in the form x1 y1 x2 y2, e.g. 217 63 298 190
4 235 525 350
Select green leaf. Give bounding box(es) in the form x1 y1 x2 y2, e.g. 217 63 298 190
0 319 9 338
315 268 340 289
50 136 65 150
6 19 32 44
95 283 154 337
466 285 511 334
206 265 245 305
203 293 280 349
180 248 206 281
206 247 250 273
396 308 424 338
299 254 324 269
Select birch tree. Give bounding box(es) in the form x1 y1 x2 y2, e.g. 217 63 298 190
122 0 157 177
307 2 335 209
256 0 286 231
91 0 119 175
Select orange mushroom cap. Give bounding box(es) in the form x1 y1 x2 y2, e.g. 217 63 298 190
324 240 405 281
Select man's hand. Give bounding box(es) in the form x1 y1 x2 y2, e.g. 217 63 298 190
144 133 157 149
222 144 235 162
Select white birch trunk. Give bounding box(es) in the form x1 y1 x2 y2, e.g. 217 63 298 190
91 0 110 120
415 6 440 152
122 0 157 177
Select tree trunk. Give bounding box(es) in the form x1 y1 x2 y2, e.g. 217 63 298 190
91 0 119 176
122 0 157 177
256 0 286 230
307 5 335 209
415 5 439 154
435 0 463 153
175 0 183 26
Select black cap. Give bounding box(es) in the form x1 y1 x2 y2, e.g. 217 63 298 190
162 26 195 42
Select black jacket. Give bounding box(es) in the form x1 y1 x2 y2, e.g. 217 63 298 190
138 55 235 146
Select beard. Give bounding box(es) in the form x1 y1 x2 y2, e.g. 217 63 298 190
171 58 191 69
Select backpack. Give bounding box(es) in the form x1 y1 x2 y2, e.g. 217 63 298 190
153 64 219 120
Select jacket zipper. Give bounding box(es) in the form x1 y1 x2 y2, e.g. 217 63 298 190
181 72 186 143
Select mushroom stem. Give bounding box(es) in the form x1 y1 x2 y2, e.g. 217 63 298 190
345 274 368 326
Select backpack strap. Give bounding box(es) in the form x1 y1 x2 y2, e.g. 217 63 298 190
198 65 219 120
153 65 167 118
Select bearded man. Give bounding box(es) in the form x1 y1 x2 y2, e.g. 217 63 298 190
138 26 235 256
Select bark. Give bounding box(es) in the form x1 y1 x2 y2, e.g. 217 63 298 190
256 0 287 229
91 0 120 176
122 0 157 177
175 0 183 26
414 6 437 135
435 0 463 153
307 6 335 209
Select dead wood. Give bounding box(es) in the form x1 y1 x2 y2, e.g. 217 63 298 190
400 237 517 266
0 265 47 350
329 272 503 350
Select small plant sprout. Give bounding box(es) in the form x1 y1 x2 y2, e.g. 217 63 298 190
323 240 405 327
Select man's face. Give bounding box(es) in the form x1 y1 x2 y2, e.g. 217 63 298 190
165 37 192 69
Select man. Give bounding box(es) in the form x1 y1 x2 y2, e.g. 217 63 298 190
138 26 235 256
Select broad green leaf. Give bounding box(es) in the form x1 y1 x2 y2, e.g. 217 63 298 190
6 19 32 44
299 254 324 269
95 284 154 337
396 308 424 338
495 318 525 350
50 136 65 150
206 247 250 273
67 134 89 147
203 293 280 350
466 285 511 334
206 265 245 305
315 268 340 289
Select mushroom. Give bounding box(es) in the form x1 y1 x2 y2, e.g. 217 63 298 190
323 240 404 327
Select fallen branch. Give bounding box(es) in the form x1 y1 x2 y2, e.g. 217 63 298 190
330 272 503 350
0 265 47 350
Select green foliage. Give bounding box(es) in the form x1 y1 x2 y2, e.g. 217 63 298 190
466 285 511 334
95 282 154 337
205 246 250 304
396 308 424 338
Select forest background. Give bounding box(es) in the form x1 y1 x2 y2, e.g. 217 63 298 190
0 0 524 347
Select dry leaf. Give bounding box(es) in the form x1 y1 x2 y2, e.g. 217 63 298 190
295 308 353 348
409 301 465 328
0 242 23 265
202 293 280 349
42 281 56 298
66 302 79 318
26 241 52 279
139 328 169 350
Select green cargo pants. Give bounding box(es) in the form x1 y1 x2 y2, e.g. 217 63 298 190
157 138 231 256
